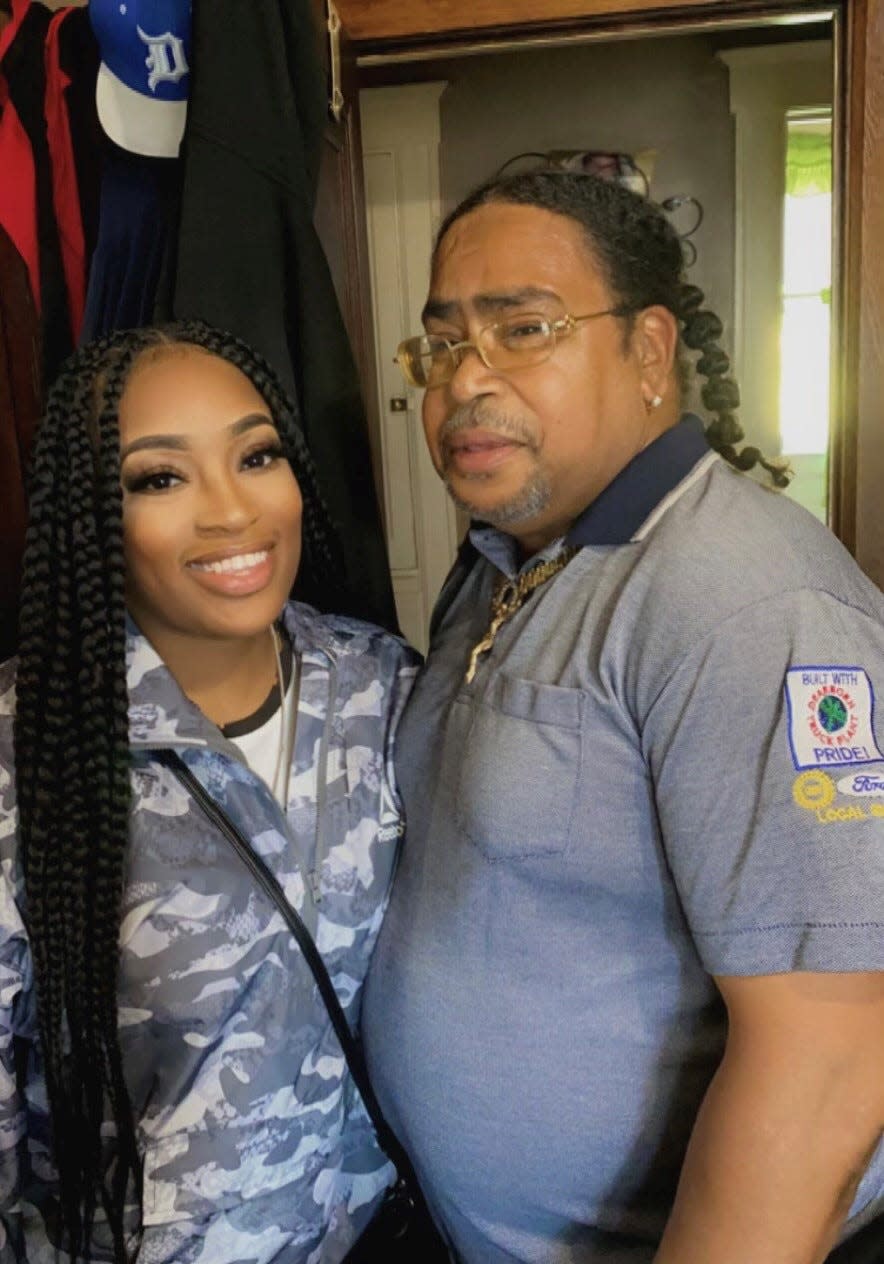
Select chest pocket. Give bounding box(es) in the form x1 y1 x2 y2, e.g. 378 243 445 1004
454 673 583 862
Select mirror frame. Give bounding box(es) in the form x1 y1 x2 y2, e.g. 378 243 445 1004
340 0 884 589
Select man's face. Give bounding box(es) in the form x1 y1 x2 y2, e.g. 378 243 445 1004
421 202 673 553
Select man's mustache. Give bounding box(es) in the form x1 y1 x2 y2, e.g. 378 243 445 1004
438 405 536 453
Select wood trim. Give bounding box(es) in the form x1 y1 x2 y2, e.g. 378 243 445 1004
311 0 388 527
830 0 861 554
335 0 830 46
339 89 389 524
836 0 884 587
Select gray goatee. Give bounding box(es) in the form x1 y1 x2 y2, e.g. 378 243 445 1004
439 404 551 528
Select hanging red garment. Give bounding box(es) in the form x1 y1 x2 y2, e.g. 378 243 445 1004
0 0 97 653
2 0 73 383
0 0 39 314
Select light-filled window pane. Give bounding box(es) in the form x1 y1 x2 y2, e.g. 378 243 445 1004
778 112 832 522
779 293 830 455
781 194 831 297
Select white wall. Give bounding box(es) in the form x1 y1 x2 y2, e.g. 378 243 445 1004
437 34 736 360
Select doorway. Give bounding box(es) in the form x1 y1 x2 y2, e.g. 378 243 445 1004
358 17 836 648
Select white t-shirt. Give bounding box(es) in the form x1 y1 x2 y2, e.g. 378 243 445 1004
222 635 296 807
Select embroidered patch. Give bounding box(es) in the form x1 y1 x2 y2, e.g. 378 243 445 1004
792 770 836 810
837 770 884 797
785 666 884 770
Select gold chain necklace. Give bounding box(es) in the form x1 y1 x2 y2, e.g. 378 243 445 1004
464 548 577 683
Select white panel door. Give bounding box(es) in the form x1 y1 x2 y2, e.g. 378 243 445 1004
361 83 460 654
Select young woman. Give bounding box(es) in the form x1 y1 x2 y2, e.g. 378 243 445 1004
0 321 419 1263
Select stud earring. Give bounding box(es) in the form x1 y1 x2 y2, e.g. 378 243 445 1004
645 393 663 413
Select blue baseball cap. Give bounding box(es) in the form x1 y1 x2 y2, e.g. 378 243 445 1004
90 0 192 158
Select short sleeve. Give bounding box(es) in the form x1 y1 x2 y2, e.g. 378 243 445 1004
643 588 884 975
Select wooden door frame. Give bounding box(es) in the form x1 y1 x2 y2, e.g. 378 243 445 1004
311 0 388 527
840 0 883 586
336 0 884 588
335 0 832 46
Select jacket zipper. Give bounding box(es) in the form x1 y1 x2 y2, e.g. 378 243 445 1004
310 655 338 907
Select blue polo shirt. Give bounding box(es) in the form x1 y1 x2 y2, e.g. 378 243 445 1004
362 418 884 1263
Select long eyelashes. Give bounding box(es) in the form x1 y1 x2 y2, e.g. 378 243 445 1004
123 443 286 495
241 442 285 470
124 466 181 494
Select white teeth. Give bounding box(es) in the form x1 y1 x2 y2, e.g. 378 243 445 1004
191 550 269 575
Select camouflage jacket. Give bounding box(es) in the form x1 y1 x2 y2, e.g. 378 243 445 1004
0 603 419 1263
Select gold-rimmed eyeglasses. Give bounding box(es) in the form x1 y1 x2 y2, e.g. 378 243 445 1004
394 307 632 389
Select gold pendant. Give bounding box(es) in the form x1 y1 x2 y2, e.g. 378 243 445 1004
464 551 576 684
464 600 511 684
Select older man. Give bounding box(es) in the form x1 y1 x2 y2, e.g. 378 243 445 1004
362 171 884 1264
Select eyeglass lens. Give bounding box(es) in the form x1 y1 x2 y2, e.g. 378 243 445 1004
401 314 557 387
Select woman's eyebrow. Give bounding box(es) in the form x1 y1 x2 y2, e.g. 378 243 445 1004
119 413 273 461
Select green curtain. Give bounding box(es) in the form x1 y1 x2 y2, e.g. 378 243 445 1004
785 129 832 198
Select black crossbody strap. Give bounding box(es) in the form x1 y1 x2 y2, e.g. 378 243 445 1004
157 750 414 1175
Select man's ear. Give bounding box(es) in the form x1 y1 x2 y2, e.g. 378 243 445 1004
633 305 680 397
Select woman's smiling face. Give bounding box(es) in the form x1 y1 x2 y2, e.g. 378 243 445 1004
119 345 303 657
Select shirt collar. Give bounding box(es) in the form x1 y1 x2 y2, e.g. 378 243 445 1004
467 414 712 575
565 413 711 547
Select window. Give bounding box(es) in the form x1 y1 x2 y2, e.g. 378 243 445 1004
778 110 832 521
720 42 833 521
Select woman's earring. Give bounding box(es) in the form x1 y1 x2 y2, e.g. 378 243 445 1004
645 393 663 414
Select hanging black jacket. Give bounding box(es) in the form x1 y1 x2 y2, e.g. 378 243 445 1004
171 0 397 631
0 223 40 662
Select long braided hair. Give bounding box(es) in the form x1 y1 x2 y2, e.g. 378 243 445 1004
14 320 349 1261
436 170 789 487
